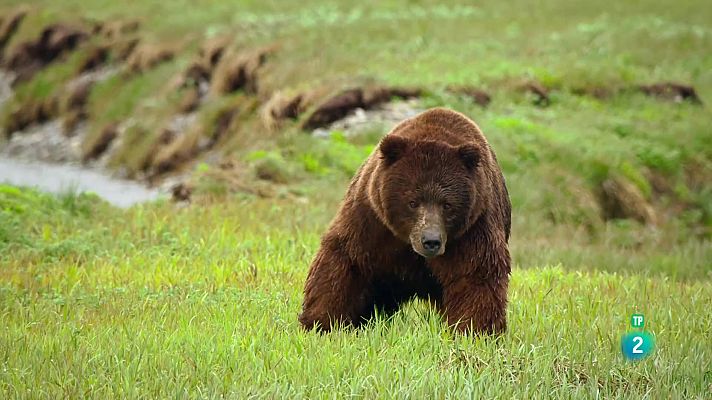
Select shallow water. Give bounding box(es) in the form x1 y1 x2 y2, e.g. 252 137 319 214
0 156 161 208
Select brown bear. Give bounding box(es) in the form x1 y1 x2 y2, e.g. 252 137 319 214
299 107 511 334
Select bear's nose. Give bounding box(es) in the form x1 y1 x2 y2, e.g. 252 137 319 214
421 234 442 254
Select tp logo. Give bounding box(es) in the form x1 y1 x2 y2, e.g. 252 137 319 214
621 313 654 361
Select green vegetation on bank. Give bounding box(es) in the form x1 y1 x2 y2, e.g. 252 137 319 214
1 0 710 235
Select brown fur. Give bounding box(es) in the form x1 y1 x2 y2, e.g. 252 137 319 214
299 108 511 334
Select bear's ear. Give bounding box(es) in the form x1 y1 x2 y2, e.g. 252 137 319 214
458 143 481 170
379 135 410 165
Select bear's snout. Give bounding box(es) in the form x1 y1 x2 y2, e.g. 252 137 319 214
421 231 443 257
410 205 447 258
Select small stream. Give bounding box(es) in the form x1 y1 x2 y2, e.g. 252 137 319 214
1 69 164 208
0 156 162 208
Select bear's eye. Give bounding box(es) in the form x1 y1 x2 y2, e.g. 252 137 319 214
443 202 452 210
409 200 418 209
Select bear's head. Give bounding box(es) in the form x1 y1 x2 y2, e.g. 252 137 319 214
370 134 490 258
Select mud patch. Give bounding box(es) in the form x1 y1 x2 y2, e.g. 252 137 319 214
598 176 656 225
518 81 550 106
77 45 110 74
571 85 618 100
4 23 89 84
210 47 270 95
312 98 423 138
83 122 119 161
111 37 139 62
3 96 59 135
96 20 140 40
261 91 305 129
125 42 174 74
198 36 231 70
638 82 702 104
302 86 421 130
446 86 491 107
170 182 193 202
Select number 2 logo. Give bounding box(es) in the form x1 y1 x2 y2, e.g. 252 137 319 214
632 336 644 354
622 332 653 361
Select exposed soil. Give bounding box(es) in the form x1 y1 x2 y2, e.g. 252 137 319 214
302 86 421 130
312 98 424 138
446 86 491 107
125 42 175 74
519 81 551 106
638 82 702 104
598 176 657 225
4 23 89 85
210 47 270 95
77 45 110 74
83 122 119 161
0 9 707 214
572 85 618 100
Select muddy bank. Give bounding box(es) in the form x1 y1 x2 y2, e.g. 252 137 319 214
311 98 423 138
0 155 162 207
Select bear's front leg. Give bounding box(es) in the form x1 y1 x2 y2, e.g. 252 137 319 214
430 227 511 335
299 240 372 332
440 274 508 334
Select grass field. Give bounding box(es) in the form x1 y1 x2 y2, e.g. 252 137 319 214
0 187 710 398
1 0 711 398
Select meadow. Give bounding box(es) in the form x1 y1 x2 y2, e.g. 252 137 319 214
1 0 711 398
0 187 709 398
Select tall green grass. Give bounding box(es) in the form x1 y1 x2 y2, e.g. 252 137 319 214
0 186 710 398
